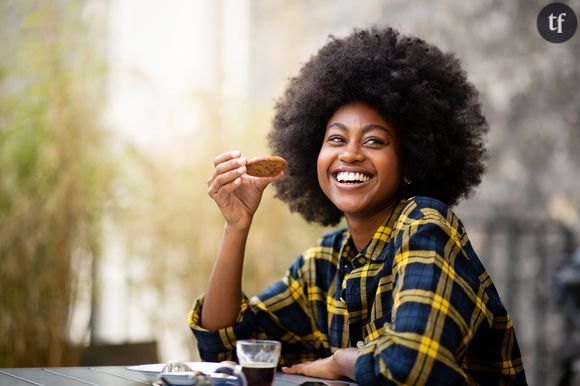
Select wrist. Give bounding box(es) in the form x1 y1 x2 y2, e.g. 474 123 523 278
332 348 358 380
224 219 252 233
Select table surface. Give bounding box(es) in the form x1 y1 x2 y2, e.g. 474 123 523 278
0 366 358 386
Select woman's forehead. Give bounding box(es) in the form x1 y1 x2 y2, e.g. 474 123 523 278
326 102 396 135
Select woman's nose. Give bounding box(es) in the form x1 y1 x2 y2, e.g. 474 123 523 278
338 143 364 163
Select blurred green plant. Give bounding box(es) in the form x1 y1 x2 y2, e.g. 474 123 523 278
0 0 335 365
0 1 112 366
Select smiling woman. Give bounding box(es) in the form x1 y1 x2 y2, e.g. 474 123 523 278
269 28 488 228
189 26 528 385
317 102 404 248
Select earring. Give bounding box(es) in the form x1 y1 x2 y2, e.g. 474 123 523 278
404 177 412 185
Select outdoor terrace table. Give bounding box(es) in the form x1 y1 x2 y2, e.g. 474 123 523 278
0 366 359 386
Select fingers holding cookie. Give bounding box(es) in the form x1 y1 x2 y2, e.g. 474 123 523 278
208 167 246 197
207 151 247 196
208 152 288 199
212 150 241 166
207 152 288 226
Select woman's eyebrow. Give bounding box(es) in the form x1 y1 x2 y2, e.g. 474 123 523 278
362 124 391 135
326 122 348 131
326 122 392 135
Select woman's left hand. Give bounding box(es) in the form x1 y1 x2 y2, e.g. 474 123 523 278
281 348 358 381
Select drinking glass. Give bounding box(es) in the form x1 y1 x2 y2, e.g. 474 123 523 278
236 340 281 386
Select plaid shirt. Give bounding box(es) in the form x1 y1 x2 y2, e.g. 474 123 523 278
189 196 527 385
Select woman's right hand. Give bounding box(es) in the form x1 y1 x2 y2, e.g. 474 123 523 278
207 151 283 229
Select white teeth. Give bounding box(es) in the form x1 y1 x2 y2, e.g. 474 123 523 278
336 172 370 183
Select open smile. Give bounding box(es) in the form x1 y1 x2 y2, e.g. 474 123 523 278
333 171 372 185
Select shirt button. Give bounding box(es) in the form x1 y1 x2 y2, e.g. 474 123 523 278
357 341 365 349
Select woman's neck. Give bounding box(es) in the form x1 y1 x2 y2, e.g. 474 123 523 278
345 201 399 252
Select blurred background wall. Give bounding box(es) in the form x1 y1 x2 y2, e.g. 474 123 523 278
1 0 579 385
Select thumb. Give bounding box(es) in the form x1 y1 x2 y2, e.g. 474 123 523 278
249 171 285 189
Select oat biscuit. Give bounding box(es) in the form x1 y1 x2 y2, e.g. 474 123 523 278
246 155 288 177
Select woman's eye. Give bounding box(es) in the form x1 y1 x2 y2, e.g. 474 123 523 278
328 135 345 144
364 137 385 145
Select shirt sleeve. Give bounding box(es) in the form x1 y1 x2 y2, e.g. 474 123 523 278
188 292 256 362
355 212 482 385
189 254 329 365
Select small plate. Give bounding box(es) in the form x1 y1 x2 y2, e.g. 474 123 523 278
160 372 204 386
127 362 227 382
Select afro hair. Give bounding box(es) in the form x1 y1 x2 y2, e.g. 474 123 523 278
268 26 488 226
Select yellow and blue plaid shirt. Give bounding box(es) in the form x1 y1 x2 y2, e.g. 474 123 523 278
189 197 527 385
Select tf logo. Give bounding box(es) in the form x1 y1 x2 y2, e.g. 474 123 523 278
537 2 578 43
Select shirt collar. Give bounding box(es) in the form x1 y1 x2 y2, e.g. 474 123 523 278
339 199 407 264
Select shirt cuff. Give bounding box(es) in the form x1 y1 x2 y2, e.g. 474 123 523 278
188 293 256 362
354 341 382 386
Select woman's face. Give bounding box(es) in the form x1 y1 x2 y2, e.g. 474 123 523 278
317 101 404 220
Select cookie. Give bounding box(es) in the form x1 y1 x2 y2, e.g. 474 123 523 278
245 155 288 177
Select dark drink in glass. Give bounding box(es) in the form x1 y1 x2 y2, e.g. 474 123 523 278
241 363 276 386
236 340 281 386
